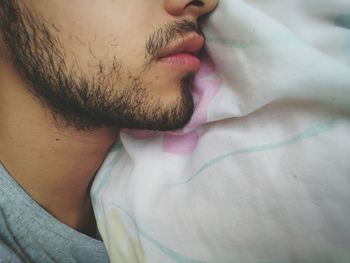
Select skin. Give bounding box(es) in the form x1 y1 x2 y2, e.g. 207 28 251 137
0 0 218 237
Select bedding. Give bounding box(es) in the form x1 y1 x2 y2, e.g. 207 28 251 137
91 1 350 262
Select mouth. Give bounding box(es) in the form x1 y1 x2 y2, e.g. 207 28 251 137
157 34 204 72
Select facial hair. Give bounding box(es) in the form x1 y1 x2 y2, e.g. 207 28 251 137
0 0 201 131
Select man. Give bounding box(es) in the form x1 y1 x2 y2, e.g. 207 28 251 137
0 0 219 261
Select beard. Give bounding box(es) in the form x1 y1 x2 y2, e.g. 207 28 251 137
0 1 200 131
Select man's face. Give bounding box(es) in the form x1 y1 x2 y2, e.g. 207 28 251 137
0 0 218 130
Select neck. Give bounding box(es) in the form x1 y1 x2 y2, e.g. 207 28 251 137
0 56 117 237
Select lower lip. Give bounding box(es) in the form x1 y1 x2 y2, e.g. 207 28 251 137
159 53 201 72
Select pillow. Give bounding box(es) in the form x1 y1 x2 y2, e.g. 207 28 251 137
92 1 350 262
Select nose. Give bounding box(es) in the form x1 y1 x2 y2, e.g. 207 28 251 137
164 0 219 18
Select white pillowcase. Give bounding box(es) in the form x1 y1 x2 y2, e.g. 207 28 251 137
92 1 350 262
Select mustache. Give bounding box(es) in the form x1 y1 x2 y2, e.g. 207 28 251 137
145 19 203 62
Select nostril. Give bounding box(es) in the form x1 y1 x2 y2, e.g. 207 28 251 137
186 1 204 8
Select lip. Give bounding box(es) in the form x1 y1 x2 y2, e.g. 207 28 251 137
157 34 204 71
158 34 205 58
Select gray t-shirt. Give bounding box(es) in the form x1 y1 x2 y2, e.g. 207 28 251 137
0 164 110 263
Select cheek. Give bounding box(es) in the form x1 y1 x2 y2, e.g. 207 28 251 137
55 27 147 79
30 1 171 86
35 3 152 75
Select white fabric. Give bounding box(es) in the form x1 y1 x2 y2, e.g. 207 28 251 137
91 1 350 262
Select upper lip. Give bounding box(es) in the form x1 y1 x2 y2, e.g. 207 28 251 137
158 34 205 58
